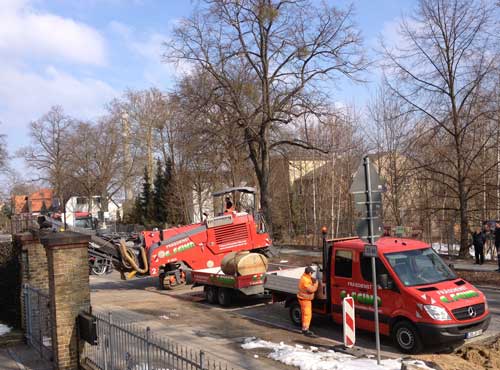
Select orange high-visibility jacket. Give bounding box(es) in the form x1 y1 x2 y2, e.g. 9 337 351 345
297 273 318 300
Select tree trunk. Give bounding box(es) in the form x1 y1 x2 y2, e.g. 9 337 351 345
458 185 469 257
259 176 273 237
258 142 273 237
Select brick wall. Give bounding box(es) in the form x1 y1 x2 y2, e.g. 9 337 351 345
18 232 49 291
42 232 90 370
0 236 20 327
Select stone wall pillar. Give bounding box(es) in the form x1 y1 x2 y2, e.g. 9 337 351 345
16 231 49 291
15 231 49 330
41 232 90 370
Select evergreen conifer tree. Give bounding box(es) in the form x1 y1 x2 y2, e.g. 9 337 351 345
140 166 154 224
164 157 184 225
40 201 48 215
153 159 168 224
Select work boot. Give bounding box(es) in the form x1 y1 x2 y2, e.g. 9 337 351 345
302 329 315 337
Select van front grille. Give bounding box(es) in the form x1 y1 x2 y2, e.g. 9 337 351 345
452 303 485 321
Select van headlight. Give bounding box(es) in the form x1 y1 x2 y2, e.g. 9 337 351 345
424 305 451 321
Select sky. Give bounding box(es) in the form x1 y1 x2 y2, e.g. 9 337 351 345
0 0 415 178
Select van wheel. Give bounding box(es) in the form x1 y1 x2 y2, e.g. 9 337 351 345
205 286 217 304
217 288 232 306
393 321 423 354
289 301 302 327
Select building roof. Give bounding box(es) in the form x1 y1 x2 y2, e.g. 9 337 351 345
29 188 53 213
11 188 53 214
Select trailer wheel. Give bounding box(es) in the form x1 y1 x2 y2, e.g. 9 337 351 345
158 273 167 290
393 320 423 354
205 286 218 304
217 288 232 306
91 263 108 276
289 301 302 327
184 269 193 284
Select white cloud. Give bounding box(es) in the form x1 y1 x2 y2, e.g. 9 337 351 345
0 0 107 66
0 0 116 157
0 65 116 129
109 20 192 86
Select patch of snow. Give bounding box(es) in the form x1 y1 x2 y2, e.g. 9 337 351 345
160 315 170 320
242 338 435 370
0 324 12 336
432 242 495 259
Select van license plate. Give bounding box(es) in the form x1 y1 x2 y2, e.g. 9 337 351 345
465 330 482 339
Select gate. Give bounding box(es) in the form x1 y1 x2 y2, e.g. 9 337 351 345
81 312 242 370
23 284 53 362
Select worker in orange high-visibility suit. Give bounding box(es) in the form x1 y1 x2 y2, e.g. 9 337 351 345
297 266 319 336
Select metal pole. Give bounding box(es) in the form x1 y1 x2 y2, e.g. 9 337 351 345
364 156 381 364
146 327 151 370
25 285 32 345
108 313 114 370
199 350 205 370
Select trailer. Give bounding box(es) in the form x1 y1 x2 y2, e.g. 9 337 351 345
192 267 268 306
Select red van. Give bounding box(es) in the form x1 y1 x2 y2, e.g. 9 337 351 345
266 237 490 353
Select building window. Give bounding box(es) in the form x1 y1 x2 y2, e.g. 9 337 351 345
334 250 352 278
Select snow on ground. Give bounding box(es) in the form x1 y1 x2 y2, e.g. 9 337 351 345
432 243 495 260
242 338 435 370
0 323 12 336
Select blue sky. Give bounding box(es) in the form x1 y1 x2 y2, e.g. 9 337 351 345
0 0 415 170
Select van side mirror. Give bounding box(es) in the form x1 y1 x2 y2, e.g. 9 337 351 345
378 274 391 289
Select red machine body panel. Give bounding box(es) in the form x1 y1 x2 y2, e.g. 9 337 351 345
144 212 271 277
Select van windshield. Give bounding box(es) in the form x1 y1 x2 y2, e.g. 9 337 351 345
384 248 456 287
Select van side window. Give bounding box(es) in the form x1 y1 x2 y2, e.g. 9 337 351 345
334 250 352 278
360 255 389 282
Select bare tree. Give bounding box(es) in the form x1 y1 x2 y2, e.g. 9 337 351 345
67 118 127 215
381 0 499 255
368 84 417 226
0 124 8 171
165 0 366 234
19 106 74 214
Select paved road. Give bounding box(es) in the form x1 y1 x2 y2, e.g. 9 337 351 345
481 287 500 334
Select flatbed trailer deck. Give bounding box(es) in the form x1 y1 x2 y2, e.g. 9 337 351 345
192 267 269 306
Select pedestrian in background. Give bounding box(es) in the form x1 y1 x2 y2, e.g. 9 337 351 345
495 221 500 272
471 226 486 265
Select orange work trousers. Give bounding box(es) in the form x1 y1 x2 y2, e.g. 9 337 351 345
299 298 312 330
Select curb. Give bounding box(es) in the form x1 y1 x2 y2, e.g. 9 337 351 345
6 348 26 370
476 285 500 291
454 268 498 273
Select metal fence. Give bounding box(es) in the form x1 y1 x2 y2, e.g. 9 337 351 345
82 312 242 370
23 285 53 362
11 214 39 234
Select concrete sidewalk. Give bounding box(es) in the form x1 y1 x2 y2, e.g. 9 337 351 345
439 257 500 272
452 262 499 272
0 345 52 370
